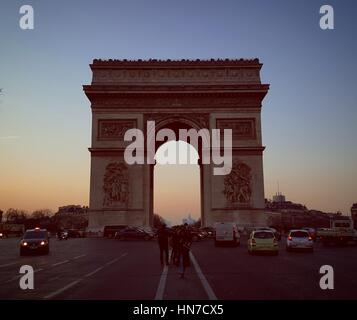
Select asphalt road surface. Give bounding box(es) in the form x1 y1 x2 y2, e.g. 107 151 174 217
0 236 356 300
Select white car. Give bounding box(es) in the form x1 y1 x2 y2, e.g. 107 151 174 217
286 230 314 252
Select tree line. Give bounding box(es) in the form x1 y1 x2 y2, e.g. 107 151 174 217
0 208 88 231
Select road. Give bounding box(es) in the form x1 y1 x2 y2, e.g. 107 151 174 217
0 236 356 300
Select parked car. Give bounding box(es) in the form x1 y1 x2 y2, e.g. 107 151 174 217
190 227 205 242
66 229 81 238
58 230 68 240
136 226 156 238
286 230 314 252
214 222 240 246
103 225 127 238
200 227 215 238
20 228 50 255
115 227 153 241
301 227 317 241
248 230 278 255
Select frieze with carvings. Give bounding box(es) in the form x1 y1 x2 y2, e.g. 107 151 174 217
103 162 129 207
223 160 252 205
144 113 210 130
98 119 137 140
216 118 256 140
91 97 261 109
92 68 261 84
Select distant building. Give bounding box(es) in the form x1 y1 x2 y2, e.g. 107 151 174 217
273 192 286 203
351 203 357 216
55 205 89 230
265 194 338 230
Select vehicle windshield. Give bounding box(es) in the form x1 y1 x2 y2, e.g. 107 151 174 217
254 231 274 239
291 231 309 238
23 231 47 239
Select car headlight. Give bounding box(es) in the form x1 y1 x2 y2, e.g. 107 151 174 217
40 241 46 246
22 241 28 246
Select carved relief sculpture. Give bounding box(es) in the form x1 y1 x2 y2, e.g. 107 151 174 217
98 119 137 140
216 118 256 140
223 160 252 204
103 162 129 207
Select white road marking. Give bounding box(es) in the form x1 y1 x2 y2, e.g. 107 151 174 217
1 254 86 284
4 275 22 284
155 265 168 300
105 258 119 266
51 260 69 267
84 266 104 278
48 276 60 282
190 251 218 300
105 253 127 266
155 250 171 300
43 253 128 299
0 262 19 268
73 254 87 260
2 267 43 284
43 280 81 300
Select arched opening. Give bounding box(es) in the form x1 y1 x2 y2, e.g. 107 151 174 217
152 117 207 225
153 122 202 226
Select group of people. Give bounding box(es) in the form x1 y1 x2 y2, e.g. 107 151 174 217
157 223 192 279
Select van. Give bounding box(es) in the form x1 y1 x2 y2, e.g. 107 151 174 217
214 222 240 246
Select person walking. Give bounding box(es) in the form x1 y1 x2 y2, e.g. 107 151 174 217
177 223 192 279
157 223 170 266
170 227 180 266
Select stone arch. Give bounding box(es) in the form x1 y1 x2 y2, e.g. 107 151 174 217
84 59 269 231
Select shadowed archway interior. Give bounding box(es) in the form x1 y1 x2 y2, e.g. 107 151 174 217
154 140 200 226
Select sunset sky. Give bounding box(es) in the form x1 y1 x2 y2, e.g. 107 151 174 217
0 0 356 224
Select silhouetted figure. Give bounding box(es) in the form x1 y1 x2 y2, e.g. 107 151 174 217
157 223 170 266
177 223 192 279
170 227 180 266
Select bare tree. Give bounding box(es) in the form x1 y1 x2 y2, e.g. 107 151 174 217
5 208 28 224
153 213 165 228
31 209 53 220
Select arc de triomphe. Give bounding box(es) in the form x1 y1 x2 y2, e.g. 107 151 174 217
83 59 269 231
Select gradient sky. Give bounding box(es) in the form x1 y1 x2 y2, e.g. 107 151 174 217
0 0 356 224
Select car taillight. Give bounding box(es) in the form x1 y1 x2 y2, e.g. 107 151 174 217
288 236 292 241
308 237 312 241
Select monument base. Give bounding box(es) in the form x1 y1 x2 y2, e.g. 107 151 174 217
207 209 268 229
87 210 149 232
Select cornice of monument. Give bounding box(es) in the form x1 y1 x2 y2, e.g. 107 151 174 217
88 58 266 86
84 58 269 108
83 83 269 93
90 58 263 68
